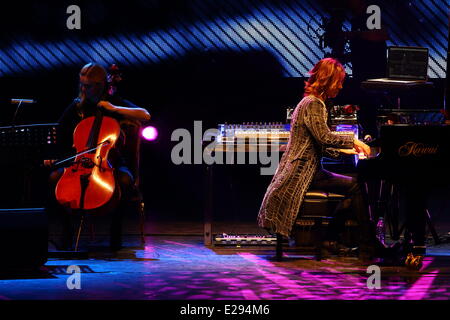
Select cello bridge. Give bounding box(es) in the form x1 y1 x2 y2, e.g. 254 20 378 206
80 157 95 169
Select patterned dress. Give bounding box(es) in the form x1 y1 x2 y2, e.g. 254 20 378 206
258 95 354 237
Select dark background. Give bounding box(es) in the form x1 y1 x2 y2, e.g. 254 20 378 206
0 0 448 224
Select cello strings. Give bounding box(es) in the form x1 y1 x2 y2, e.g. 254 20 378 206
54 140 111 166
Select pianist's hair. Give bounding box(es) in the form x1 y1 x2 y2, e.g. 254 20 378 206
304 58 345 100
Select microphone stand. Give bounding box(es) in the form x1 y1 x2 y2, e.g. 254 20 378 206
11 99 24 128
9 99 27 206
9 98 36 206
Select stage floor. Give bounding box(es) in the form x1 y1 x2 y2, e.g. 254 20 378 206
1 225 450 300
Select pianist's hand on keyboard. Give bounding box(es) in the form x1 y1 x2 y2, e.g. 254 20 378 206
337 148 358 155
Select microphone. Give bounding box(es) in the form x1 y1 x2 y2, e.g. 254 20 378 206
11 98 36 104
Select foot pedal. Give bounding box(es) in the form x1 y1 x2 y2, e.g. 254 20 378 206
405 253 424 270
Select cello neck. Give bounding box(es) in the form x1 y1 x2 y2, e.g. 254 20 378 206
86 109 104 153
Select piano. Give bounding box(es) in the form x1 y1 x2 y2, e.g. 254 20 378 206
357 124 450 258
358 124 450 182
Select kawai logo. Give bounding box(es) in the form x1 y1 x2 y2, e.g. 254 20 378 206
398 142 439 157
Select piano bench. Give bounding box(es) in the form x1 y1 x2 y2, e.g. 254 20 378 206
301 190 345 215
275 190 346 261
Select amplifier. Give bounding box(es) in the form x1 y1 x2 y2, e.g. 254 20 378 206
0 208 48 271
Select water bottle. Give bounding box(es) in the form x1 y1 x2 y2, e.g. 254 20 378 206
376 217 386 245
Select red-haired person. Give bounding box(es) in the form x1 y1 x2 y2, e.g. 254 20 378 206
258 58 384 261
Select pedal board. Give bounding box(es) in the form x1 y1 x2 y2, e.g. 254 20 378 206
213 233 277 246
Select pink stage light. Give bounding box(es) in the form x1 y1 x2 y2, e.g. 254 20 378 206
141 126 158 141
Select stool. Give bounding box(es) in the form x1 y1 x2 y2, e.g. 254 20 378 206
276 190 345 261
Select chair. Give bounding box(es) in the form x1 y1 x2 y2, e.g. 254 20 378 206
71 119 146 251
119 119 146 245
275 190 346 261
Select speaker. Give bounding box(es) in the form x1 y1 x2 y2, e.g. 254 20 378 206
0 208 48 270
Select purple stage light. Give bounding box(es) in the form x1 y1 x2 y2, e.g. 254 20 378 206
142 126 158 141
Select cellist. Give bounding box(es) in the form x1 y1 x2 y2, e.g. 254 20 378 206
47 63 150 251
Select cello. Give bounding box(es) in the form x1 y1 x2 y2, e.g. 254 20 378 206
54 66 122 250
55 64 124 211
55 110 121 211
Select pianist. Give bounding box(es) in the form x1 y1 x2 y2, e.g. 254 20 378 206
258 58 385 262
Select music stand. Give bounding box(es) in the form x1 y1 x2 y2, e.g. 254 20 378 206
0 123 59 206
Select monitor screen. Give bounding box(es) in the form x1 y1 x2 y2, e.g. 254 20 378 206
387 47 429 80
